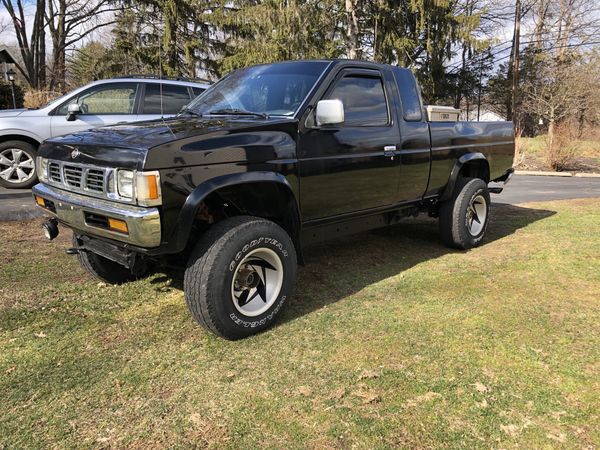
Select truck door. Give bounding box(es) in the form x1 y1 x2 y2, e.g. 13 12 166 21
390 67 431 202
298 68 401 221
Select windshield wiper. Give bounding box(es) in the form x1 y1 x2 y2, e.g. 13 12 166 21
180 107 204 118
208 108 269 119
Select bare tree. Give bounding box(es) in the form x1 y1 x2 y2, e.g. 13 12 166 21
0 0 47 89
524 0 600 143
45 0 122 90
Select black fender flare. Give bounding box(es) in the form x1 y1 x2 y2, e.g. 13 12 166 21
440 152 489 201
167 171 302 256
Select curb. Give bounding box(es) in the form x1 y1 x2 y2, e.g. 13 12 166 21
515 170 600 178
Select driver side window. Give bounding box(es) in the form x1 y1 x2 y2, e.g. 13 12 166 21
326 74 389 126
57 83 138 115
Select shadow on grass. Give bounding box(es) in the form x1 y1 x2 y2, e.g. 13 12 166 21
150 203 555 325
280 203 555 325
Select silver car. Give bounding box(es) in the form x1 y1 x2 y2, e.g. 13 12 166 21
0 76 210 188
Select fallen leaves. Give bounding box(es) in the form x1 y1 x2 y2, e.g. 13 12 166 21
404 391 442 408
500 424 520 437
295 386 313 397
473 382 489 393
358 369 380 380
353 390 381 404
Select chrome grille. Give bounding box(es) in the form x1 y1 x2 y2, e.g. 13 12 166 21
85 169 105 192
45 160 107 195
64 165 84 188
48 162 62 183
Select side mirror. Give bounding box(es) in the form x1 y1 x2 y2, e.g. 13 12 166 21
315 99 344 127
66 103 80 122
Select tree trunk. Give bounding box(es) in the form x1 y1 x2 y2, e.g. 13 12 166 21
345 0 360 59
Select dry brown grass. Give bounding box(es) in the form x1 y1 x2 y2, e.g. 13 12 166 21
23 90 63 109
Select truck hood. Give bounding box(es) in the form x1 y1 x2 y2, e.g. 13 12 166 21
0 108 28 118
38 116 298 170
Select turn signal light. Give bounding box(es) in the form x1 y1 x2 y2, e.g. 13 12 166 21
108 218 128 234
35 195 45 207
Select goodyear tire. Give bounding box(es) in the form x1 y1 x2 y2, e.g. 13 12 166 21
439 177 490 250
184 216 297 340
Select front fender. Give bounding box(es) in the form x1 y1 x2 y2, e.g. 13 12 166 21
0 127 45 144
166 171 299 254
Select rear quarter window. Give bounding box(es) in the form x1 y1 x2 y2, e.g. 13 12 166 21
142 83 192 114
393 68 423 122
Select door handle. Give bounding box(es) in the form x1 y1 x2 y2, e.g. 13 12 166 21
383 145 396 159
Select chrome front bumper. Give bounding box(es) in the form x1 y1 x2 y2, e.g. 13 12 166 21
32 183 161 248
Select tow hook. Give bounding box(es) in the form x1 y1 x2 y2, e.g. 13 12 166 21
42 218 59 241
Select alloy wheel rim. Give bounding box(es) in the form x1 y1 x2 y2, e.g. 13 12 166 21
231 248 284 317
0 148 35 184
467 193 487 236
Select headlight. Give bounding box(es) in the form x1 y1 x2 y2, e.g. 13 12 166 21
36 157 48 182
115 169 161 206
136 171 161 206
116 170 134 199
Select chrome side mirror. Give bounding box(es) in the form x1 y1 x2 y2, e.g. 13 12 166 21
66 103 81 122
315 99 344 126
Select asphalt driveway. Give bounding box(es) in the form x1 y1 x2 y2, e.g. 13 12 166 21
1 174 600 221
0 186 42 221
493 175 600 204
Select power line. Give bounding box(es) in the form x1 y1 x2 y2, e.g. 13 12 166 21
444 38 600 75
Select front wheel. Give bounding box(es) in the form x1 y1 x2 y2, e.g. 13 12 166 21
74 235 146 284
184 216 297 340
439 177 490 249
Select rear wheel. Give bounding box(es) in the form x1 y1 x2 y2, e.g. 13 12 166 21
184 216 297 340
439 177 490 249
0 140 38 189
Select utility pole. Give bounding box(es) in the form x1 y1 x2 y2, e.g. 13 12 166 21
511 0 522 128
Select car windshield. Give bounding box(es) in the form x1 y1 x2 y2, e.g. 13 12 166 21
185 61 329 117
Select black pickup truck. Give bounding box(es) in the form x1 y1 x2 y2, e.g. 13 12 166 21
32 59 514 339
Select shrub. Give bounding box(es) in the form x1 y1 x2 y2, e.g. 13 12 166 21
545 121 580 171
23 90 63 109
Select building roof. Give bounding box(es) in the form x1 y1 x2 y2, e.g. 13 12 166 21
0 46 18 64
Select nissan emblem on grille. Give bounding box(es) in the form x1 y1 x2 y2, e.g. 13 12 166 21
71 149 80 159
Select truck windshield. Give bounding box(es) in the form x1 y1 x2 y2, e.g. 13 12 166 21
185 61 329 117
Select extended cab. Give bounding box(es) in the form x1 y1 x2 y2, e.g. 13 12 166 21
32 60 514 339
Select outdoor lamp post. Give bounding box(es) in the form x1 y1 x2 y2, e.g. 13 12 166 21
6 68 16 109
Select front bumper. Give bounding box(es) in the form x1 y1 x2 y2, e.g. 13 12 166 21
32 183 161 248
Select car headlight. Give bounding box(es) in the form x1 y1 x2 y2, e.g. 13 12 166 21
116 170 134 199
115 169 161 206
36 157 48 182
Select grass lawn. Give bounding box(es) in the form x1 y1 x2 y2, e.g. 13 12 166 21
1 199 599 448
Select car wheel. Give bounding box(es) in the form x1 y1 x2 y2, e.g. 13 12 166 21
0 140 39 189
184 216 297 340
74 235 146 284
439 177 490 250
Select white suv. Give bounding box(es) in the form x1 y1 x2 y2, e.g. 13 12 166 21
0 76 210 188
